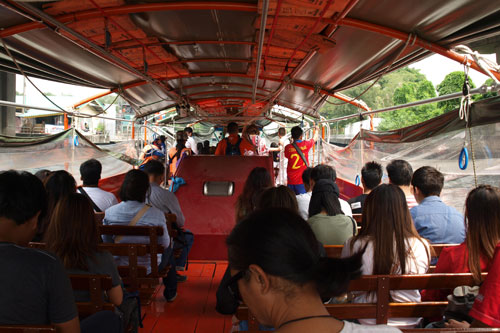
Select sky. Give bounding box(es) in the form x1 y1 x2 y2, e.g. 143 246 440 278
14 53 498 109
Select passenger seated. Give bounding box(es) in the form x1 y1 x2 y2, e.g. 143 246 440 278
235 167 272 223
225 208 400 332
310 164 352 216
257 185 298 211
44 193 123 306
308 179 357 245
168 130 191 177
386 160 417 209
202 140 210 155
214 122 255 156
34 169 51 182
0 170 121 333
421 185 500 302
139 137 165 167
348 161 382 214
410 166 465 244
143 160 194 278
78 159 118 212
296 167 313 220
341 184 430 329
35 170 76 241
103 169 178 302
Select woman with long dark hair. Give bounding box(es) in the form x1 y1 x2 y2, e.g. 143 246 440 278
307 179 356 245
235 167 272 222
226 208 399 332
44 193 123 306
422 185 500 301
341 184 430 328
35 170 76 241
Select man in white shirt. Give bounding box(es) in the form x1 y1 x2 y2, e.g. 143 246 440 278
184 127 198 155
299 164 352 219
296 167 313 220
78 159 118 212
386 159 418 209
143 160 193 280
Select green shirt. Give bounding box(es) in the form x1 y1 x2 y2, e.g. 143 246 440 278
307 213 356 245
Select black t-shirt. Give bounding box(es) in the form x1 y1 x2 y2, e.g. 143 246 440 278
67 251 121 302
348 193 368 214
0 242 78 325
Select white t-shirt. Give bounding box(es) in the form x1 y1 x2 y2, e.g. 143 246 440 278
80 186 118 212
185 136 198 154
341 236 430 328
340 321 401 332
296 192 353 220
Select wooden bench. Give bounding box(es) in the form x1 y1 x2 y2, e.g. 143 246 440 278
29 242 163 303
237 273 487 330
69 274 114 317
324 244 459 259
352 213 362 224
98 225 169 302
0 325 56 332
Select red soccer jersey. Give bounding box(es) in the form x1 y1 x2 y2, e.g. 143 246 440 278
284 139 314 185
470 243 500 327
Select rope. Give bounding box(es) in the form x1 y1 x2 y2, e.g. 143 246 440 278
458 62 478 187
0 37 67 112
325 33 415 106
453 45 500 84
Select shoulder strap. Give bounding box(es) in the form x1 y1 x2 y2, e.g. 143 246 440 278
291 142 309 167
114 204 151 243
349 216 357 236
77 186 102 213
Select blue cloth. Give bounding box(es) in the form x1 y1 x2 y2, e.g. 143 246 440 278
174 230 194 269
410 196 465 244
288 183 306 195
159 246 177 299
103 201 170 272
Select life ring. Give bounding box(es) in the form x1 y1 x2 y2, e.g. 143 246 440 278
355 175 361 186
459 147 468 170
73 135 79 147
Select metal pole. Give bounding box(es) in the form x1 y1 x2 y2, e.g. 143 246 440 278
320 84 500 124
252 0 269 104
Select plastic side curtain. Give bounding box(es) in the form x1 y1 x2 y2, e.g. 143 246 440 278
321 96 500 211
0 129 140 182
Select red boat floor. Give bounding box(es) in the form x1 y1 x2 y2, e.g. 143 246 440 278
141 261 232 332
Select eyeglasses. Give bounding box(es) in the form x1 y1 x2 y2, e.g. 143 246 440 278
225 270 246 303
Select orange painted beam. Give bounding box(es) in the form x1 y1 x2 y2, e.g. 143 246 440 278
336 17 500 81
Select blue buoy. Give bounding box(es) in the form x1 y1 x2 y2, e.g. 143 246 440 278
459 147 469 170
355 174 361 186
73 135 79 147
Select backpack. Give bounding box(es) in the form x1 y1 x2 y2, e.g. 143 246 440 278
225 137 242 156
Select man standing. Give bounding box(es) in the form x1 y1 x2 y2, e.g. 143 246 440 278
214 122 255 156
410 166 465 244
143 160 194 280
184 127 198 155
386 159 418 209
78 159 118 212
348 161 383 214
284 126 318 195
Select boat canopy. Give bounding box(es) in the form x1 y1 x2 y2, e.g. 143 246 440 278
1 0 499 123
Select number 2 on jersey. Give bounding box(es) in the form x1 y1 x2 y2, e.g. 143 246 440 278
290 153 302 170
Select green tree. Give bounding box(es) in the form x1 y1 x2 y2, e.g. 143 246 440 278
378 79 439 131
436 71 476 112
319 67 430 132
